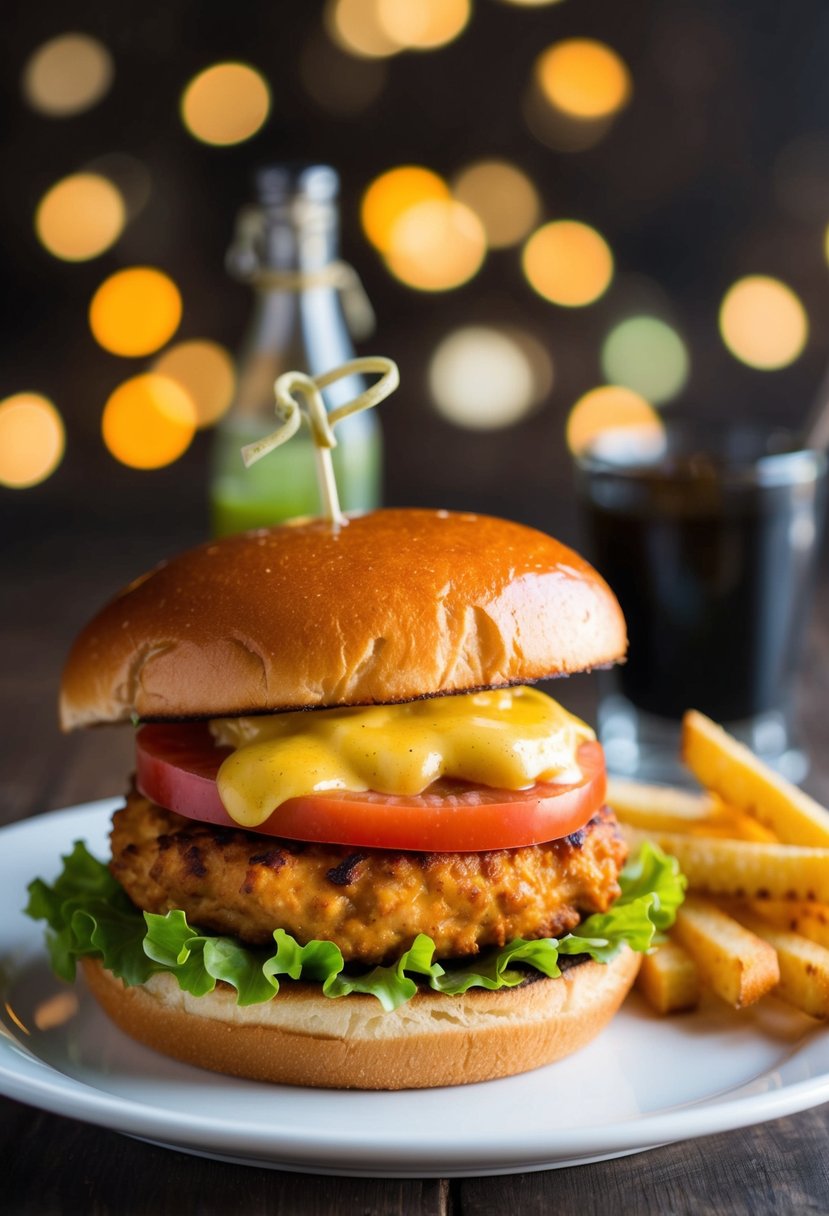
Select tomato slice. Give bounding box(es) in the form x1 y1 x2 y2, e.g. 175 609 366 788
135 723 606 852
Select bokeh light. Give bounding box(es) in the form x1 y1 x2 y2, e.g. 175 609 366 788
153 340 236 427
181 63 271 146
361 166 449 252
601 316 690 404
33 992 79 1032
719 276 808 370
0 394 65 489
524 85 613 153
566 386 664 458
300 33 388 114
102 374 197 469
385 199 486 290
325 0 400 58
522 221 614 307
377 0 470 50
89 268 182 357
536 39 631 120
35 173 126 262
452 160 540 249
22 33 113 117
429 326 552 429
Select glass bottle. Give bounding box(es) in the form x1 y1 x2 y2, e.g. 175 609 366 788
210 164 382 536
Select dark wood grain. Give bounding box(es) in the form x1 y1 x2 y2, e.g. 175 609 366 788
459 1110 829 1216
0 1101 449 1216
2 518 829 1215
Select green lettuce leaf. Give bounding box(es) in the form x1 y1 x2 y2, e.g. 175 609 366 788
24 843 155 985
25 838 685 1011
560 840 688 962
265 929 345 986
617 838 687 929
324 934 445 1011
433 935 563 994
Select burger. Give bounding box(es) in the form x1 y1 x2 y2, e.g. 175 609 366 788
27 508 683 1089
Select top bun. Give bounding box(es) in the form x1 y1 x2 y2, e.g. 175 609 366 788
60 509 626 729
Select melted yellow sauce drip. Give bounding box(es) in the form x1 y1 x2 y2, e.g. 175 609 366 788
210 687 593 829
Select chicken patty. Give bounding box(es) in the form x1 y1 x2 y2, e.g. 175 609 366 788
110 790 627 965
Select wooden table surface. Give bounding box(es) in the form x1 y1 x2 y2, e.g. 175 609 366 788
3 495 829 1216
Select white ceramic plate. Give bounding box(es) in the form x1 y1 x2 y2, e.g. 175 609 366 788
2 801 829 1178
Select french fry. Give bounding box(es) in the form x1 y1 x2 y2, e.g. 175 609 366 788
607 777 717 822
621 825 829 903
682 709 829 847
726 906 829 1019
636 939 700 1014
746 899 829 950
693 812 778 844
608 777 777 842
672 896 779 1008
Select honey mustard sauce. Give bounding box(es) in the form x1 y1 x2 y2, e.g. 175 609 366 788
209 687 593 829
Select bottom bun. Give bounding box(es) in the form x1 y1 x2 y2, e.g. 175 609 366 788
81 948 640 1090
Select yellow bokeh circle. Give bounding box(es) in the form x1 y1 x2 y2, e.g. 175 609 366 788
522 220 614 307
325 0 401 58
153 340 236 427
452 160 540 249
566 385 663 457
89 267 182 357
0 393 65 488
22 33 113 117
102 374 197 469
536 39 631 120
181 63 271 146
719 276 808 370
361 166 449 252
35 173 126 262
377 0 470 50
385 198 486 291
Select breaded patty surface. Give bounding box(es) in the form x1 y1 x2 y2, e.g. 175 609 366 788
111 791 626 965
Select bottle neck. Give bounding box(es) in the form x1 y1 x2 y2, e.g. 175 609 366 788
231 198 340 280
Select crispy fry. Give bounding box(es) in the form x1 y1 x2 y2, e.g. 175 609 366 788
607 777 716 822
607 777 776 842
621 825 829 903
746 899 829 950
636 939 700 1014
672 896 779 1008
727 906 829 1019
693 812 778 844
682 709 829 847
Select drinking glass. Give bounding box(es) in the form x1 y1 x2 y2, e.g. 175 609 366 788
574 423 827 784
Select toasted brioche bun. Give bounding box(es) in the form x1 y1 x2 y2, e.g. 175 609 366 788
61 509 626 729
81 947 639 1089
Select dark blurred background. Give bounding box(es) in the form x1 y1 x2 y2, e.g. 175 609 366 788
3 0 829 804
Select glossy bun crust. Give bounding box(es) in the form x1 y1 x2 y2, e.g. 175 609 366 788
61 509 627 729
81 948 640 1089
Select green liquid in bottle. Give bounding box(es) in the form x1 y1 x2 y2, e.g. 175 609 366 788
210 413 382 536
210 165 383 536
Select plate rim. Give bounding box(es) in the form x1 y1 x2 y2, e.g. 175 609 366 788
2 798 829 1176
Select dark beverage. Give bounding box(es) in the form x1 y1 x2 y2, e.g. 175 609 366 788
575 425 826 725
